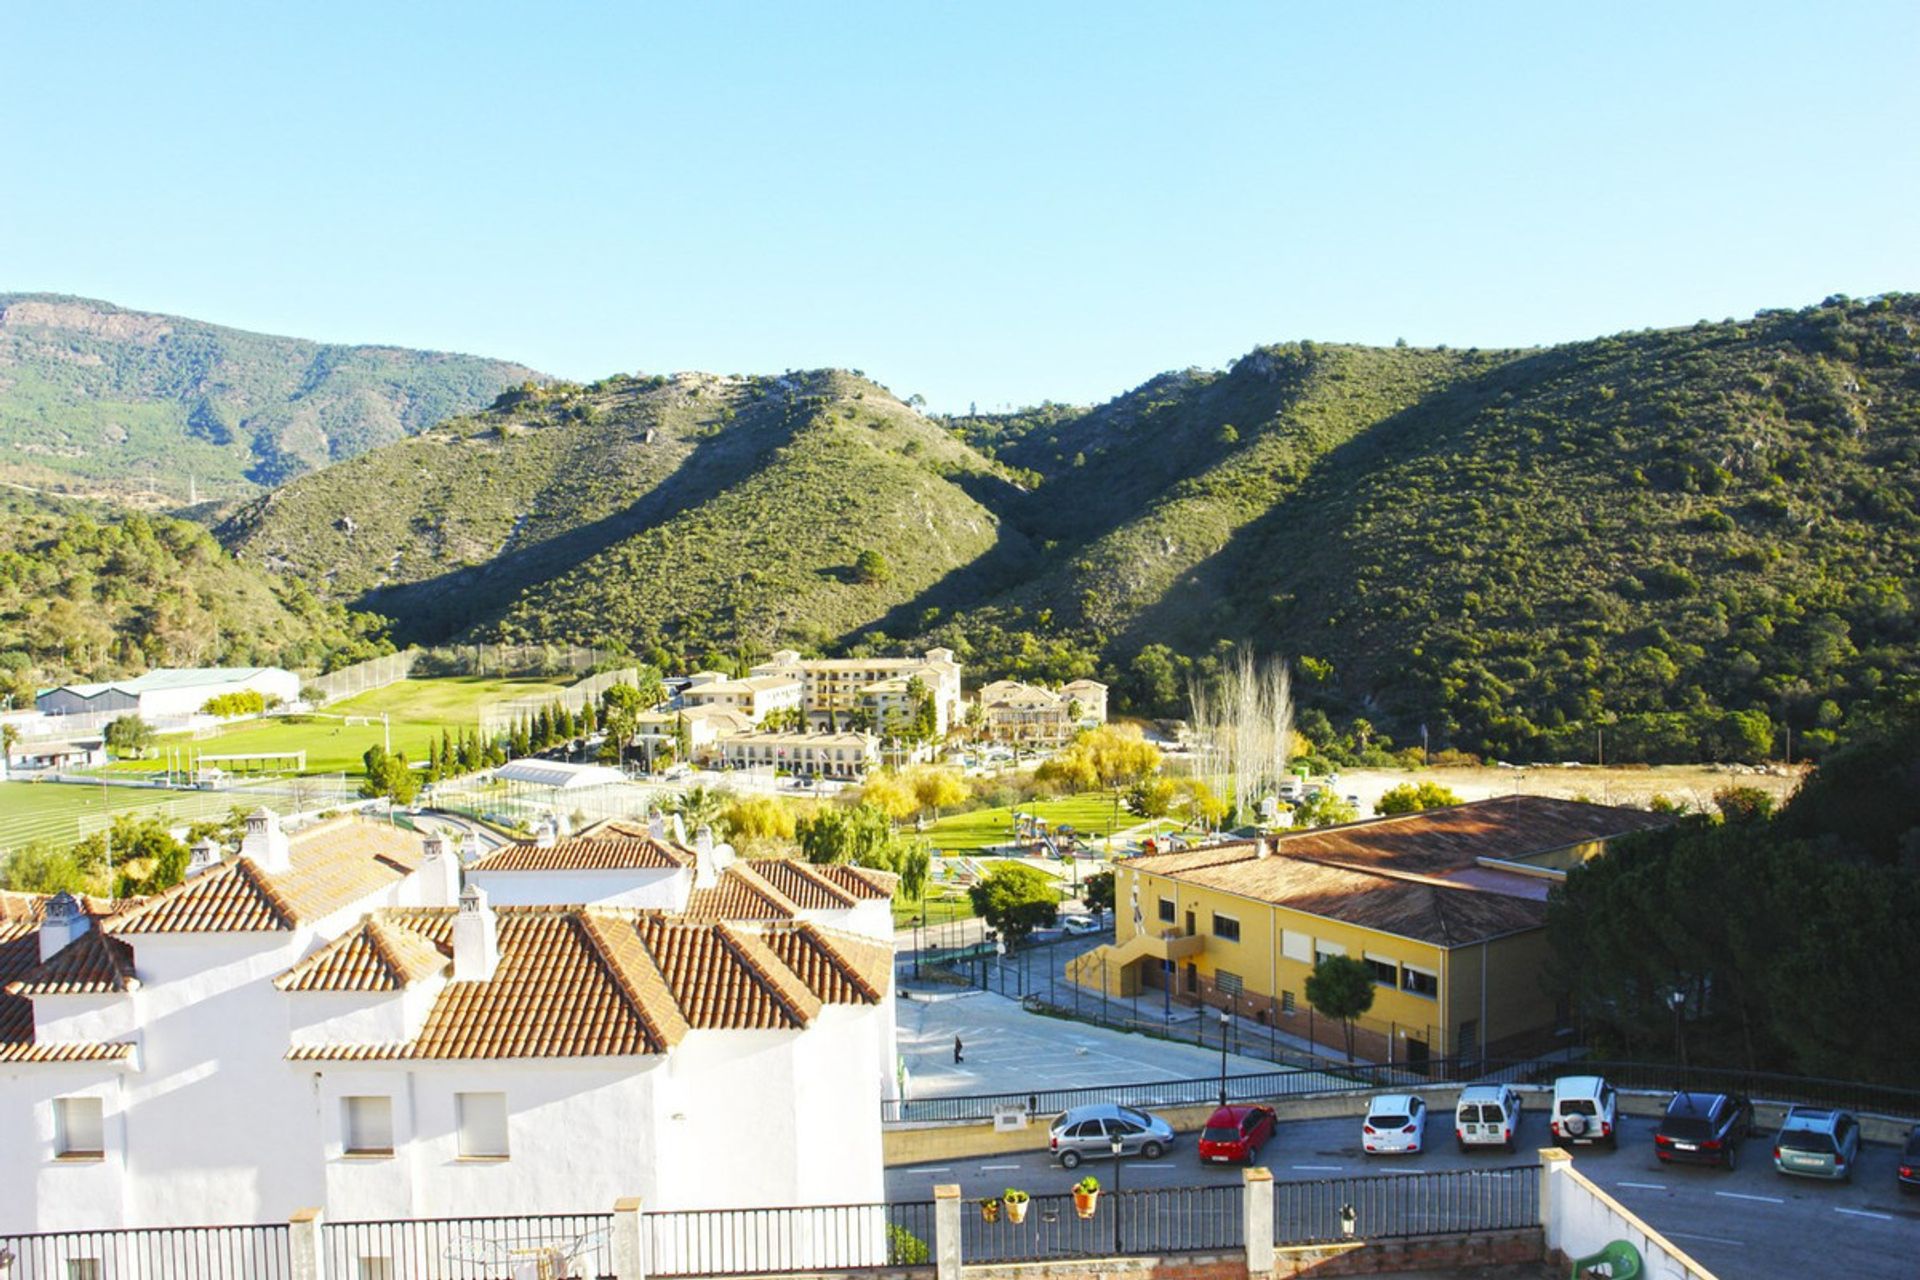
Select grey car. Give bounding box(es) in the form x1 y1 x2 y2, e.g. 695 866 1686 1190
1772 1106 1862 1181
1047 1103 1176 1169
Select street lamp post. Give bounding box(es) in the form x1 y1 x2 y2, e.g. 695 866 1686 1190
1109 1133 1124 1254
1668 988 1688 1068
1219 1010 1232 1106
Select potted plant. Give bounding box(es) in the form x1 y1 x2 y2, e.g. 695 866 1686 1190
1071 1175 1100 1219
1002 1188 1030 1224
979 1196 1001 1223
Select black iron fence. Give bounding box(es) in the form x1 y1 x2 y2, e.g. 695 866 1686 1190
1274 1165 1539 1245
0 1222 292 1279
888 1057 1920 1126
323 1212 614 1279
644 1202 936 1277
963 1184 1241 1262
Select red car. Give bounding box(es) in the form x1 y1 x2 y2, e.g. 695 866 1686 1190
1198 1105 1277 1164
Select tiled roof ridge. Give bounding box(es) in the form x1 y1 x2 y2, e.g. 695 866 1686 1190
714 922 821 1026
815 862 898 900
749 858 858 908
1281 851 1504 896
4 927 140 996
725 863 804 916
365 916 449 985
792 922 885 1002
235 857 302 927
108 856 297 934
576 911 689 1052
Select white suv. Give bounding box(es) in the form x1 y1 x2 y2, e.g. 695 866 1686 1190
1550 1075 1618 1148
1454 1084 1522 1152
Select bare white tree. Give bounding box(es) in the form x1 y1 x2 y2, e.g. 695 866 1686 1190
1187 647 1294 825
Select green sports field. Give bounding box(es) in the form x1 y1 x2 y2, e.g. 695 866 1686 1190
919 793 1127 853
104 676 572 778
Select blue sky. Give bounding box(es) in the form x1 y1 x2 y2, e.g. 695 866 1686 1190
3 2 1915 411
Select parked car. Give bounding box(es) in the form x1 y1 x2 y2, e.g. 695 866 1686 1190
1549 1075 1618 1148
1772 1107 1861 1182
1898 1124 1920 1195
1653 1092 1750 1170
1454 1084 1521 1152
1060 915 1103 937
1363 1094 1428 1155
1198 1105 1277 1164
1048 1103 1176 1169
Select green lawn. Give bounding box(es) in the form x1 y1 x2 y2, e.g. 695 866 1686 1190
103 676 572 778
0 778 274 853
920 792 1128 853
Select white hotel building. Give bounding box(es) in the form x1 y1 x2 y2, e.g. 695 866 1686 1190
0 811 896 1238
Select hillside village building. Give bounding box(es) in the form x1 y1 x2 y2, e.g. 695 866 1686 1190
975 678 1109 745
717 730 881 780
680 672 805 725
751 649 963 737
34 667 301 721
0 810 895 1240
1069 796 1666 1065
633 705 755 766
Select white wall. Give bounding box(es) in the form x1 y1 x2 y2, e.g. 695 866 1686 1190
467 866 688 909
1543 1151 1718 1278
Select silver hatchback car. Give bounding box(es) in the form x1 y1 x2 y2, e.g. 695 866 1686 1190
1048 1103 1177 1169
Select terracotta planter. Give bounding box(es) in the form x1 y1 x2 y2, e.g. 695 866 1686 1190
1072 1189 1099 1219
1006 1199 1029 1224
980 1200 1001 1223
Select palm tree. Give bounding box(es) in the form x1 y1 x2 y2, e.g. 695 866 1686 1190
667 785 727 832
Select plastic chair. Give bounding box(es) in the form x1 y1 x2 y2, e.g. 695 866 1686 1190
1570 1239 1643 1279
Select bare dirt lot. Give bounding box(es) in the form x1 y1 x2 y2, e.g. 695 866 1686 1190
1338 761 1807 816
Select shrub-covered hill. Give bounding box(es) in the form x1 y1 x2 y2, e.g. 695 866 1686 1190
0 294 540 501
0 491 390 708
218 370 1029 657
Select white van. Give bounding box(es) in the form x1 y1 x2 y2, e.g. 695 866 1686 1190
1550 1075 1618 1148
1454 1084 1521 1152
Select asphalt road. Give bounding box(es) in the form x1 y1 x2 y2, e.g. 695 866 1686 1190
888 1112 1920 1280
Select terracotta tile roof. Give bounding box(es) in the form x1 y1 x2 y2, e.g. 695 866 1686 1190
813 863 897 901
111 819 421 934
681 864 801 922
276 917 449 992
287 905 891 1061
0 918 138 1064
747 859 858 910
471 833 694 873
5 927 139 995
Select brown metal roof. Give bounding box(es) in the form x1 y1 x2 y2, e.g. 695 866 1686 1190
470 833 694 873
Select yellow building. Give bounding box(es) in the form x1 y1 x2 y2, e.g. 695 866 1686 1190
1069 795 1666 1066
750 648 963 736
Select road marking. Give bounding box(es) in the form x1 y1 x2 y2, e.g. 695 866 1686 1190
1664 1230 1745 1247
978 1163 1022 1171
1835 1208 1892 1221
1713 1191 1784 1204
1291 1164 1343 1171
1615 1181 1667 1190
916 1167 953 1174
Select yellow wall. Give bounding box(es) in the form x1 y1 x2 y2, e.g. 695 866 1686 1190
1113 862 1551 1057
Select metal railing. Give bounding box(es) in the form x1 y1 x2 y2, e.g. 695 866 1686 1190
0 1222 292 1279
887 1058 1920 1125
1274 1165 1539 1244
323 1213 614 1279
644 1202 936 1277
964 1185 1242 1262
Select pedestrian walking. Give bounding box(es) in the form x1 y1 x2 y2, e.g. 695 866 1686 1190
954 1035 964 1064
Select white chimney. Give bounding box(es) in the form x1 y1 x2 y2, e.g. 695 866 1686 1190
240 807 291 872
420 832 460 908
187 838 223 878
453 884 500 982
461 832 483 863
40 891 91 962
647 811 666 841
693 824 718 889
533 818 558 849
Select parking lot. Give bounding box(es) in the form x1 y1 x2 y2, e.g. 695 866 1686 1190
888 1112 1920 1280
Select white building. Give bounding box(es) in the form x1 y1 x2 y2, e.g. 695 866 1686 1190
750 649 963 737
975 678 1108 745
680 673 805 726
0 809 895 1238
717 730 880 780
34 667 302 721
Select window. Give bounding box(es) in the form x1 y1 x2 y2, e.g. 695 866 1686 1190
1281 990 1296 1015
67 1262 101 1280
456 1092 509 1159
1210 913 1241 942
1157 898 1175 924
54 1096 104 1159
1314 941 1346 964
1401 965 1438 998
343 1095 394 1156
1281 930 1312 963
1215 970 1244 996
1363 954 1398 986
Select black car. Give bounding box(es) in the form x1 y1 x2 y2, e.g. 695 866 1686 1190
1653 1091 1751 1170
1900 1124 1920 1195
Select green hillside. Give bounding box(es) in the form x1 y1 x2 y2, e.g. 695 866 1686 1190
217 294 1920 763
0 490 391 708
0 293 540 501
219 370 1028 660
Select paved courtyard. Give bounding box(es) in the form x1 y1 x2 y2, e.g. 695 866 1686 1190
897 988 1289 1100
